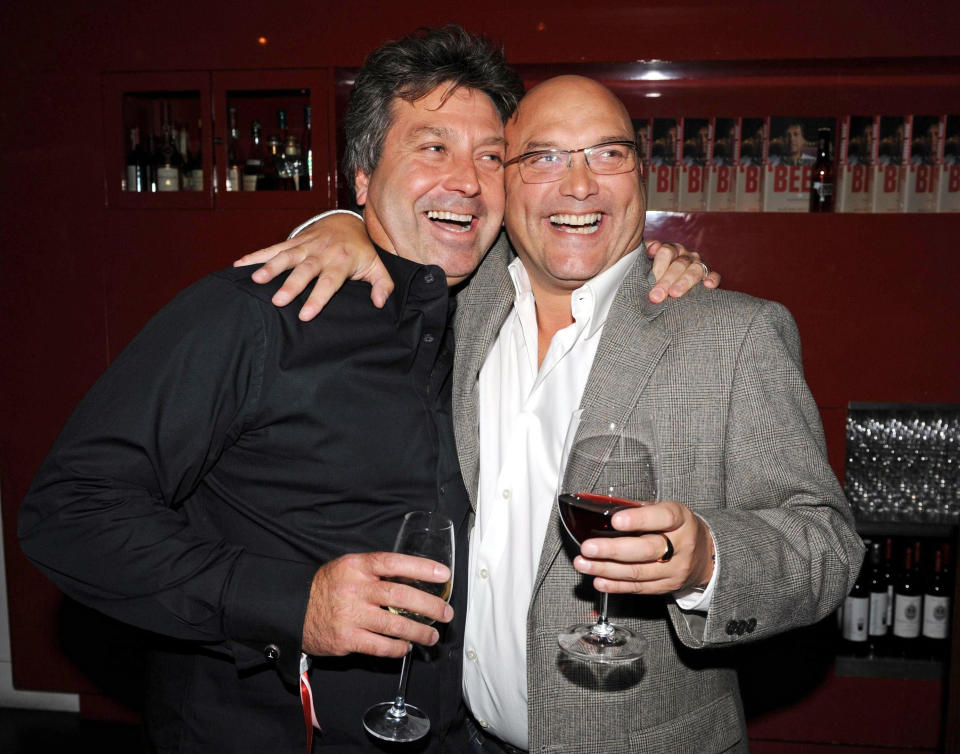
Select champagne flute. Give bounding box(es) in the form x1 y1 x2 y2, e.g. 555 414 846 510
362 510 455 743
556 413 658 663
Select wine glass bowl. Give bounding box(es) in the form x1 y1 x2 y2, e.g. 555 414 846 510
362 511 454 743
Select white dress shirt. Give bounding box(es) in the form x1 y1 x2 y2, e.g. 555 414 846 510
461 250 717 749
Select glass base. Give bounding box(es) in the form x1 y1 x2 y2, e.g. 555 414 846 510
558 621 646 664
362 701 430 743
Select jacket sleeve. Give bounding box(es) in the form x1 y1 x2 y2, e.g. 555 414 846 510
18 274 317 684
668 299 865 648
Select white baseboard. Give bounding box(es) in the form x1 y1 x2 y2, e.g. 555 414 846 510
0 660 79 711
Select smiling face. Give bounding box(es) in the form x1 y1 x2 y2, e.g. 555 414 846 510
354 84 506 285
786 124 806 159
503 76 645 298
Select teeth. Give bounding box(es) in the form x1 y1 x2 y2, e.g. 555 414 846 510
550 212 601 234
427 210 474 222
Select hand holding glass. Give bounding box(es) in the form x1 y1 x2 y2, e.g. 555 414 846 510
362 511 455 743
557 415 657 663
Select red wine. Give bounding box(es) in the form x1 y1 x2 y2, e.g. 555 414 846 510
558 492 642 545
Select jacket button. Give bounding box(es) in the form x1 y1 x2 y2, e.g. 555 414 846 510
725 620 737 636
264 643 281 662
747 618 757 633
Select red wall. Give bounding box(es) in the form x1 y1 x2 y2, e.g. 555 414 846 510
1 0 959 737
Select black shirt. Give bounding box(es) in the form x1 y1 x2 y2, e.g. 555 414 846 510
19 250 470 753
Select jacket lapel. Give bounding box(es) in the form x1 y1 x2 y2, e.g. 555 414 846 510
452 234 516 511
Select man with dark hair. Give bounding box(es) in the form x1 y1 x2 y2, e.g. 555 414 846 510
19 26 524 754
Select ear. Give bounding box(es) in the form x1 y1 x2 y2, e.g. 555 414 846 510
354 169 370 206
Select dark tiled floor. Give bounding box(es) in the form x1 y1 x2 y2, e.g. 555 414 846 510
0 707 143 753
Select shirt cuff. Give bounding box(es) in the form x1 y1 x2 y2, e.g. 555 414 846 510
287 209 365 240
222 551 319 685
673 525 719 613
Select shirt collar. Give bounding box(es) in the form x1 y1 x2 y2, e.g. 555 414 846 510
507 245 642 338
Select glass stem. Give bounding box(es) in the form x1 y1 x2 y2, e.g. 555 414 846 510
387 648 413 720
592 593 614 638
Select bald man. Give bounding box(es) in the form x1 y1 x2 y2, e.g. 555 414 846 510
451 76 861 754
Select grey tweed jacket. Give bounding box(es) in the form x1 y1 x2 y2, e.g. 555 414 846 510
452 234 864 754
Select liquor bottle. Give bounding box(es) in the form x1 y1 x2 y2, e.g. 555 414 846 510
275 108 289 146
867 540 890 656
892 544 923 657
243 120 265 191
280 134 301 190
178 124 192 190
842 555 870 656
922 546 951 659
125 127 150 192
256 135 283 191
181 118 203 191
809 127 835 212
226 108 244 192
155 102 183 192
300 104 313 191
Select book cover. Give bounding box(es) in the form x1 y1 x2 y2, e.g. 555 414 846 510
678 117 709 211
937 115 960 212
647 117 679 211
872 115 906 212
764 116 834 212
633 117 651 186
708 117 737 211
837 115 875 213
904 114 939 212
735 117 764 211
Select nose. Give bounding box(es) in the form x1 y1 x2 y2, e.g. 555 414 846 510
559 153 599 201
444 152 481 197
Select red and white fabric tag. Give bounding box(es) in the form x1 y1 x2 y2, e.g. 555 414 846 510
300 652 321 752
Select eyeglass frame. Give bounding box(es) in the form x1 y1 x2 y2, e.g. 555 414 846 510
502 140 641 183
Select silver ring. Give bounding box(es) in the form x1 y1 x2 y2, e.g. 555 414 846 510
697 261 709 279
656 533 674 563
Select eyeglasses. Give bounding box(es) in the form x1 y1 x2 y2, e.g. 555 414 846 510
503 140 639 184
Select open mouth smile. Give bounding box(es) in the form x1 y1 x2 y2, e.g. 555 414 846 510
549 212 602 234
426 209 476 233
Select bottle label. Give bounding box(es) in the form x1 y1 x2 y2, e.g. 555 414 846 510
893 594 922 638
868 592 889 636
157 167 180 192
242 174 258 192
227 167 240 192
126 165 142 192
922 595 950 639
813 181 834 198
842 596 869 642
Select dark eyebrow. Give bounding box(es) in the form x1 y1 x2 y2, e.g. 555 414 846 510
406 127 506 150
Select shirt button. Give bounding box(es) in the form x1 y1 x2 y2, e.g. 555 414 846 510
422 333 435 344
501 489 511 500
479 568 489 579
479 719 490 728
439 485 446 495
423 273 435 284
264 643 281 662
466 649 478 661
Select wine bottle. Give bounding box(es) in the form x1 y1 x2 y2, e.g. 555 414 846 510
280 134 301 190
300 104 312 191
155 102 183 192
867 540 890 656
892 544 923 657
922 546 951 659
842 554 870 656
226 107 244 192
125 127 150 192
275 108 289 147
256 135 283 191
882 537 895 638
243 120 264 191
809 127 834 212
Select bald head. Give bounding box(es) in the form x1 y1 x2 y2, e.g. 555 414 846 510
506 76 634 154
501 75 646 300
